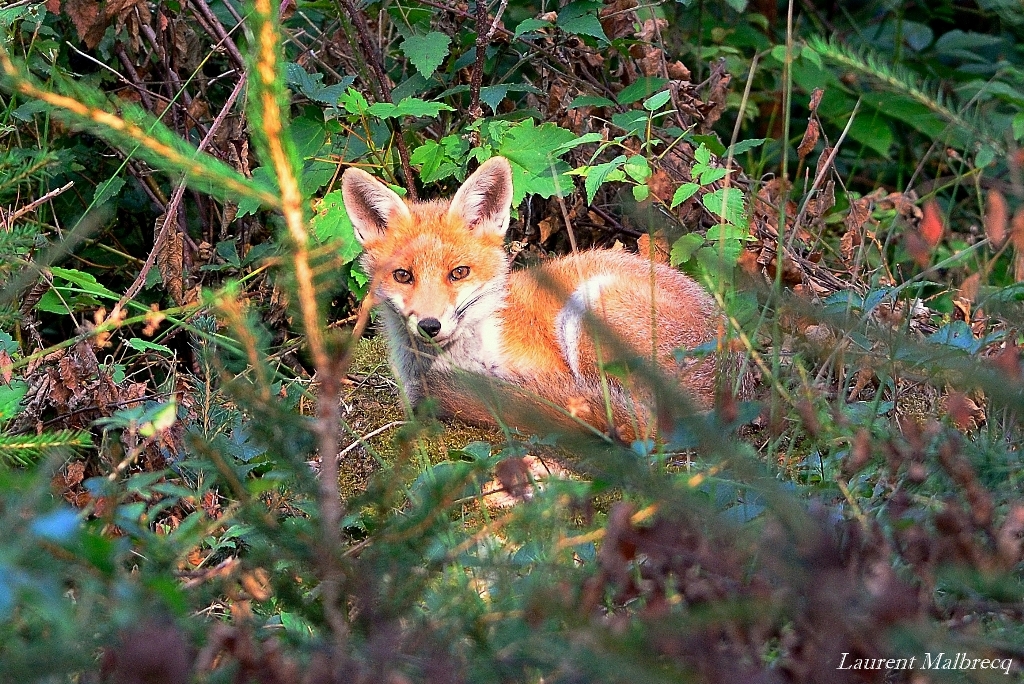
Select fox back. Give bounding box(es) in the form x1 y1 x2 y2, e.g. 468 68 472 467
341 157 724 439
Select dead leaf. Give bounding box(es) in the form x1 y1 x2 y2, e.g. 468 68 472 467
919 199 944 247
538 217 557 244
797 118 820 160
959 273 980 303
984 189 1008 248
944 391 985 431
1011 206 1024 252
637 233 670 264
156 217 185 305
808 87 824 113
0 350 11 384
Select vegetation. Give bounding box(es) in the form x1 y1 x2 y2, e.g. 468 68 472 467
1 0 1023 681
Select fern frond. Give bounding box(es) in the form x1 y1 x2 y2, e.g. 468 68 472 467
806 35 1001 153
0 430 92 466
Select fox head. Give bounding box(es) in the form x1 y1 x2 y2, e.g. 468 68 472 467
341 156 514 345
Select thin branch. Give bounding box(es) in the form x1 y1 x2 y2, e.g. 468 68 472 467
335 0 418 199
117 76 247 309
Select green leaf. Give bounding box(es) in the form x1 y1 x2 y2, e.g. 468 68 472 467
569 95 615 109
583 155 627 204
340 88 369 115
727 138 769 156
311 190 363 265
632 184 650 202
126 338 173 355
642 90 672 111
513 18 552 37
496 120 578 204
50 267 119 300
0 380 27 422
670 182 700 208
401 31 452 79
1013 112 1024 141
617 77 669 105
702 187 747 228
623 155 651 183
92 176 125 207
554 132 604 153
556 0 608 42
479 85 509 114
611 111 648 136
694 142 711 166
367 97 455 118
670 233 704 266
698 167 728 185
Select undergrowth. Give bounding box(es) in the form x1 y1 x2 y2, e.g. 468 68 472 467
0 0 1023 682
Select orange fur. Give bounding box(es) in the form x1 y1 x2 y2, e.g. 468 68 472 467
341 157 725 440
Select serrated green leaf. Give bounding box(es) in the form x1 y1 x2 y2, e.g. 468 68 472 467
583 155 626 204
727 137 769 156
479 85 509 114
670 233 704 266
671 182 700 208
694 142 711 166
401 31 451 79
367 97 455 119
311 190 363 265
513 17 551 37
698 167 728 185
340 88 369 115
623 155 651 183
702 187 747 228
642 90 672 111
496 120 578 204
556 0 608 42
0 380 27 421
92 176 124 207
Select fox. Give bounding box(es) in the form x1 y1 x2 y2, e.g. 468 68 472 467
341 156 726 440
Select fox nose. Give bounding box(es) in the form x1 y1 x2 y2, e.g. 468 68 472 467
417 318 442 338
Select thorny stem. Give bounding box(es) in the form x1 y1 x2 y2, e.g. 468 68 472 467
334 0 418 199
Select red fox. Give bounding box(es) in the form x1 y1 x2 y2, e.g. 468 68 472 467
341 156 725 440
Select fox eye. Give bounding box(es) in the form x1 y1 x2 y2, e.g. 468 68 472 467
393 269 413 284
449 266 470 281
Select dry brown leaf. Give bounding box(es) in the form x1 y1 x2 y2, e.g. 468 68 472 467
808 87 824 113
919 199 944 247
984 189 1008 248
797 118 820 160
1011 205 1024 252
157 217 185 305
63 0 106 49
944 391 985 431
538 217 557 244
0 350 11 385
637 233 670 264
959 272 981 303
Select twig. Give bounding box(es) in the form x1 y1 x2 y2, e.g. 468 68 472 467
788 98 860 246
117 76 247 309
188 0 247 70
469 0 510 120
4 181 73 224
337 420 408 459
335 0 418 199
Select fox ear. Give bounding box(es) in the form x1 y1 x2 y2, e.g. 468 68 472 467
341 168 412 244
448 156 513 236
